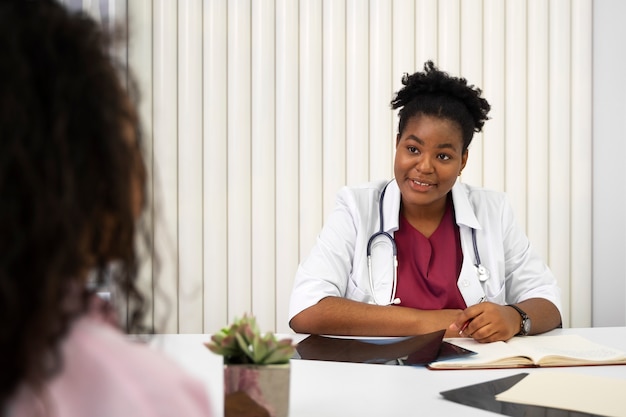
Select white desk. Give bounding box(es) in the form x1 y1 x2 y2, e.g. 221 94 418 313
149 327 626 417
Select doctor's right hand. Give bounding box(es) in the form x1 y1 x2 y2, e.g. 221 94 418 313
448 302 520 343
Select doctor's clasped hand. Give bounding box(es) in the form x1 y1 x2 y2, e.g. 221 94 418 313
288 61 562 342
450 298 560 343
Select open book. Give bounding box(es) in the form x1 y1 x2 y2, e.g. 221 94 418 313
428 334 626 369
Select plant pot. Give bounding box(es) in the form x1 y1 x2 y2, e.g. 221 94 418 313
224 363 290 417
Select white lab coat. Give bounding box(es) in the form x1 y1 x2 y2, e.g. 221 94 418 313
288 179 562 322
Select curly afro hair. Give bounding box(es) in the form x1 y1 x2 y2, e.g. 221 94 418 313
391 61 491 151
0 0 149 407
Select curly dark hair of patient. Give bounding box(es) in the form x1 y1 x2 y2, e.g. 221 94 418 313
391 60 492 152
0 0 151 408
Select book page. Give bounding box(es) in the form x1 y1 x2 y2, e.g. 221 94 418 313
430 334 626 369
506 335 626 366
495 372 626 417
429 338 534 368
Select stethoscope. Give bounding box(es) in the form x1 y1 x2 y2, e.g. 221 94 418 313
366 181 490 306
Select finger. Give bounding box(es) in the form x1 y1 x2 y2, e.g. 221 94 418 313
472 323 506 343
448 322 461 332
449 312 472 332
464 316 491 341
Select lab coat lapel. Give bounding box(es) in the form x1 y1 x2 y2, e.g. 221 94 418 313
451 182 481 230
451 182 487 306
381 180 402 234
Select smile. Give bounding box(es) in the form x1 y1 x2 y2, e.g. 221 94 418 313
412 179 433 187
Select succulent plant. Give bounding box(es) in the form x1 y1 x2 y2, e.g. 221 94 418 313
206 314 296 365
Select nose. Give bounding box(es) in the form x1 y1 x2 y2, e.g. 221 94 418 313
414 155 434 173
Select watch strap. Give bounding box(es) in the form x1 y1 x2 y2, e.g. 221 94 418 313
506 304 529 335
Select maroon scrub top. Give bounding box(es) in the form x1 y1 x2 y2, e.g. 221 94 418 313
394 196 466 310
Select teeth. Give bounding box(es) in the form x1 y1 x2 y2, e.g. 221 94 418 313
413 180 430 186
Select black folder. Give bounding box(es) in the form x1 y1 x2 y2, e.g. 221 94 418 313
294 329 475 366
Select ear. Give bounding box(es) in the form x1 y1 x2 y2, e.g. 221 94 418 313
461 149 468 172
395 133 401 147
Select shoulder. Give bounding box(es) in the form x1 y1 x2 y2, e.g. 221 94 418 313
49 317 213 417
455 182 510 211
456 182 507 201
338 179 389 195
336 179 391 204
332 179 395 222
452 182 514 229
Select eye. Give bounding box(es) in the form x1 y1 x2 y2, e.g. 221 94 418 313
437 153 452 161
408 146 419 154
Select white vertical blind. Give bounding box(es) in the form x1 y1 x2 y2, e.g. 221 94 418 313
415 0 439 66
549 0 573 325
526 0 550 261
298 0 323 260
323 0 347 218
178 0 204 333
124 0 592 333
570 0 592 327
251 0 277 332
505 0 528 230
369 0 394 181
202 0 229 333
393 0 415 91
226 0 252 322
438 0 460 73
201 0 229 332
152 0 178 333
274 0 300 333
482 0 505 192
459 0 484 187
346 0 370 184
127 0 154 329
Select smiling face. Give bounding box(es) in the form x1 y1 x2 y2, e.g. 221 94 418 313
393 114 467 219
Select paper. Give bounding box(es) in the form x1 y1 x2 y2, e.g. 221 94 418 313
429 334 626 369
495 372 626 417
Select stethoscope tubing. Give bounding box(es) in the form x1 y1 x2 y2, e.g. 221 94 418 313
366 180 489 306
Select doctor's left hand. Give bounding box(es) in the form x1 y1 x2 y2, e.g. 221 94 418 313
448 302 520 343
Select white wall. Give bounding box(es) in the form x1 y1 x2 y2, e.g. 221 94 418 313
120 0 597 334
593 0 626 326
60 0 626 332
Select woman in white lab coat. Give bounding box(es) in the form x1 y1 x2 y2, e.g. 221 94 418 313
289 62 562 343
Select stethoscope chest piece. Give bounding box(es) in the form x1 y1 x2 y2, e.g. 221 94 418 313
476 264 490 281
471 228 489 282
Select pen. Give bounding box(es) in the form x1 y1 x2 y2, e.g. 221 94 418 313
458 296 486 335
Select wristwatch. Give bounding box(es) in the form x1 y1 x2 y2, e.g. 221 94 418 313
507 304 531 336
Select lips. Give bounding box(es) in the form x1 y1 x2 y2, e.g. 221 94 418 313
407 178 436 193
412 179 434 187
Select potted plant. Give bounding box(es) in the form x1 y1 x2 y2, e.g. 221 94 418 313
206 314 296 417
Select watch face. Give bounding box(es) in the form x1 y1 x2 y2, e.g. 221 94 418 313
522 318 531 335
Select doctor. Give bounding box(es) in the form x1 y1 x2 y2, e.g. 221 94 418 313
289 61 562 343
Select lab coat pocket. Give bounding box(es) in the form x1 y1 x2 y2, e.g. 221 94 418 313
482 279 506 304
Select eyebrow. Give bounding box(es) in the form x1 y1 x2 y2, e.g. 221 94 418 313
405 135 459 151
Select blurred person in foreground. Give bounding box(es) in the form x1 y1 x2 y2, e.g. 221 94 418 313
0 1 212 415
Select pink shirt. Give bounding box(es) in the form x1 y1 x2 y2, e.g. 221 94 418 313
394 197 466 310
9 314 213 417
